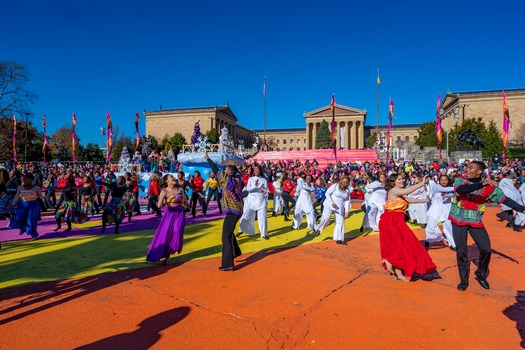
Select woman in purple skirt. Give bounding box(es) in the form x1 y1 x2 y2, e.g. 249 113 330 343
146 174 186 265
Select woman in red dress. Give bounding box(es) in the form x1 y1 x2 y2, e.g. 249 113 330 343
379 173 438 282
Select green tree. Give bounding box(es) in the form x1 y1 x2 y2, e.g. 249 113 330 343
0 117 41 161
111 126 134 161
169 132 186 154
315 120 331 149
80 143 104 162
205 128 219 144
481 120 504 159
366 132 377 149
415 121 441 148
49 126 80 161
0 61 38 118
449 117 486 152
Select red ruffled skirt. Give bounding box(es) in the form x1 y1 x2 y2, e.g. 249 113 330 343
379 211 437 278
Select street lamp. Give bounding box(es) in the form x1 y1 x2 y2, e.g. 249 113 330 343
24 112 29 162
445 107 460 163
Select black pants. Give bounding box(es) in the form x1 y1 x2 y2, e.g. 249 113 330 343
148 194 160 215
282 191 296 215
45 190 56 208
95 186 103 206
452 222 491 285
102 188 111 207
191 192 207 217
222 213 242 268
206 188 222 213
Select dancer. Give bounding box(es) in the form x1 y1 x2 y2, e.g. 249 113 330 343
189 170 207 218
281 172 296 221
238 164 269 239
313 177 327 220
147 173 162 216
204 171 222 214
272 175 284 217
314 175 351 245
425 174 455 250
79 175 99 217
449 161 525 291
496 170 519 222
205 152 243 271
407 174 428 227
0 170 21 218
102 176 132 234
54 174 86 232
8 172 45 240
146 174 186 265
379 173 437 282
361 174 386 232
291 174 316 232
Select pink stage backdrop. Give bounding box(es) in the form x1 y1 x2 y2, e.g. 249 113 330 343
250 149 378 168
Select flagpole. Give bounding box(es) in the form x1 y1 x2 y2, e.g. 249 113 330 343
263 77 267 146
376 67 380 133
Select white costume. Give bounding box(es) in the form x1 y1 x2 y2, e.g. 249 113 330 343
407 186 428 224
425 184 455 247
499 177 519 212
513 183 525 226
239 175 268 238
315 183 351 241
361 181 386 231
292 181 316 231
272 180 284 214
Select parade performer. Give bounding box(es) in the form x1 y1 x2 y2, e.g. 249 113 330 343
147 173 162 216
204 171 222 214
449 161 525 291
361 174 386 232
189 170 207 218
205 152 243 271
54 174 86 232
146 174 186 265
425 174 455 250
313 177 327 219
79 175 99 217
238 165 269 239
272 175 284 217
291 174 316 232
496 170 519 222
314 175 351 245
379 173 437 282
281 172 296 221
407 174 429 226
8 172 45 240
102 176 132 234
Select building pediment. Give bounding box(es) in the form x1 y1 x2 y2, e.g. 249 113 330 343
304 104 366 119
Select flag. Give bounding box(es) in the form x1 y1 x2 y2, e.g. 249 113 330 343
386 98 394 162
12 116 17 162
42 115 49 163
329 93 337 159
377 67 381 85
72 113 77 162
135 113 141 151
503 91 510 148
106 111 113 162
435 93 442 159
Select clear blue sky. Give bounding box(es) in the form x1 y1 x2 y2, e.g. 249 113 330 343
4 0 525 146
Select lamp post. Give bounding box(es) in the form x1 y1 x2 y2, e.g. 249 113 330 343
100 127 106 160
24 112 29 162
445 107 460 163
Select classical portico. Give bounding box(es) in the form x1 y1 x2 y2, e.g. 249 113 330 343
304 104 367 150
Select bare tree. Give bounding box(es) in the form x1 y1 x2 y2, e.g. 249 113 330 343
0 61 38 118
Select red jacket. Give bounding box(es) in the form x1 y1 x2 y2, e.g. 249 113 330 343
147 181 160 197
190 176 205 192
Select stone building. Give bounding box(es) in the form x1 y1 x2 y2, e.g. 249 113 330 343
364 124 421 147
144 105 255 145
441 88 525 145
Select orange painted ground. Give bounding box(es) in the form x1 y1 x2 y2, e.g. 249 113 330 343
1 206 524 349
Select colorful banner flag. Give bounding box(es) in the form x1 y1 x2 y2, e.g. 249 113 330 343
135 113 141 151
42 115 49 163
436 93 442 159
386 98 394 162
377 67 381 85
72 113 77 162
106 111 113 162
329 93 337 159
12 115 17 162
503 91 510 148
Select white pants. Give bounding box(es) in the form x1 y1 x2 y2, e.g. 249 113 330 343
240 206 268 237
425 217 455 247
293 209 316 231
273 195 284 213
315 205 345 241
366 204 380 231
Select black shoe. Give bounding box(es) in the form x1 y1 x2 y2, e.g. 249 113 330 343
236 232 243 238
424 241 430 248
513 226 522 232
290 225 295 230
314 230 320 237
359 226 364 232
53 227 60 232
457 283 469 291
219 266 234 271
506 222 512 228
272 212 276 217
262 236 269 240
450 246 457 252
475 273 490 289
336 240 347 245
101 225 106 233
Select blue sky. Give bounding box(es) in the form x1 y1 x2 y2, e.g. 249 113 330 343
4 0 525 146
